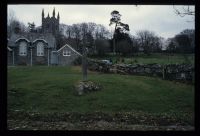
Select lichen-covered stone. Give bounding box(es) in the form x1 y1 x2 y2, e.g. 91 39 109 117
74 81 102 96
88 59 194 82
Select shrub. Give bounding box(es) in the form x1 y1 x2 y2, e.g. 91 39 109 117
73 56 82 65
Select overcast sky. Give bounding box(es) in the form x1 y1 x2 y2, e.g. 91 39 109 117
7 5 195 39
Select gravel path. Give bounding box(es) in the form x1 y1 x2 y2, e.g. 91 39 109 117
7 119 194 130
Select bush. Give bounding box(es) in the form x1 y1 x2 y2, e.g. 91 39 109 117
121 58 125 63
73 56 82 65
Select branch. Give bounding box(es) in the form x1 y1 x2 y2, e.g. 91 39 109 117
173 5 194 17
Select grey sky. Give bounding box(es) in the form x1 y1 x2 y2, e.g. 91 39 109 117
8 5 195 39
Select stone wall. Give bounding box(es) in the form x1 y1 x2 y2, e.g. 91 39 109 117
11 41 52 65
13 46 31 65
32 47 52 65
7 50 13 66
88 59 194 83
8 33 55 66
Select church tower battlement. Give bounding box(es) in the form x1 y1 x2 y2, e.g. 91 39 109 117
42 8 60 36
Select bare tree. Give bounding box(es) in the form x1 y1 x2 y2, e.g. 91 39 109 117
20 22 29 33
7 9 28 36
28 22 36 32
66 25 72 39
136 30 160 55
173 5 194 17
94 24 109 39
71 24 81 51
93 24 109 53
87 22 96 50
7 9 18 37
87 22 96 36
7 9 17 26
80 23 89 43
173 5 195 22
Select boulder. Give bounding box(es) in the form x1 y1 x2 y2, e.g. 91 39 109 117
74 81 102 96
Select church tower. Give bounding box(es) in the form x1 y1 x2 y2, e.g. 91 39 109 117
41 8 60 36
53 7 55 18
42 9 44 20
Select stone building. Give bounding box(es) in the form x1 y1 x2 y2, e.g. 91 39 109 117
52 44 82 66
7 32 56 66
7 46 13 66
7 8 81 66
42 8 59 36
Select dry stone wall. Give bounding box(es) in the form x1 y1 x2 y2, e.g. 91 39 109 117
88 59 194 83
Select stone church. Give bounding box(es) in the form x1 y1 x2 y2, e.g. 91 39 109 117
7 8 81 66
42 8 59 36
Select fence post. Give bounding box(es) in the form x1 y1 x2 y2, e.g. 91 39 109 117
12 50 15 66
30 48 32 66
162 65 165 80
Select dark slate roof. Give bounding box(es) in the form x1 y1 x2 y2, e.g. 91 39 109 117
8 32 56 48
57 44 82 56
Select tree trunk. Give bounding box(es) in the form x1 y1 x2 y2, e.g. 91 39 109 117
82 54 87 81
82 39 87 81
113 23 117 55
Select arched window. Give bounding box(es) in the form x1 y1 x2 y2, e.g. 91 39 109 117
37 42 44 56
63 49 71 56
19 41 27 56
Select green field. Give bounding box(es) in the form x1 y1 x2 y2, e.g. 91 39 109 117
89 53 194 65
7 66 194 130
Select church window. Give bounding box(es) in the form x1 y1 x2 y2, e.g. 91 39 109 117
19 41 27 56
37 42 44 56
63 49 71 56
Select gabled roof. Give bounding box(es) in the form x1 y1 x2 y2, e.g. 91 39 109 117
15 38 30 43
9 33 56 48
32 39 48 44
57 44 82 56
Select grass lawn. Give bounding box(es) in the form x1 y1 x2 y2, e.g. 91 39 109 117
89 53 194 65
7 66 194 130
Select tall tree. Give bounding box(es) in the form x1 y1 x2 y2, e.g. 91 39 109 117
80 23 89 81
66 25 72 39
109 10 129 54
7 9 16 26
180 29 195 51
85 22 96 53
7 9 28 37
71 24 81 51
115 29 133 55
175 34 192 53
28 22 36 33
95 39 110 56
136 30 160 55
131 35 140 54
166 40 177 53
55 32 68 49
93 24 110 54
174 33 192 63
